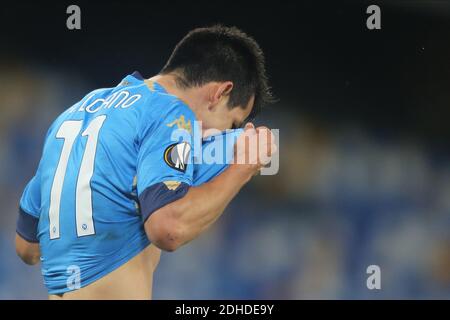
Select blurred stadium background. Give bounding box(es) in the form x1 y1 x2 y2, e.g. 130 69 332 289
0 1 449 299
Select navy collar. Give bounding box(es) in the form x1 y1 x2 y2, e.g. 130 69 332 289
131 70 144 80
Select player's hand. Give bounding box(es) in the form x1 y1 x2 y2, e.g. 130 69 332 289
233 122 278 174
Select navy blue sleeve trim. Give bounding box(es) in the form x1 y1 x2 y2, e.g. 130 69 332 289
16 207 39 243
131 71 144 80
139 182 190 222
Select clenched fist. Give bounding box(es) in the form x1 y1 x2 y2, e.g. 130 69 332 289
233 122 278 173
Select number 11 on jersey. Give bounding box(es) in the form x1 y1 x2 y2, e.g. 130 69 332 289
49 115 106 239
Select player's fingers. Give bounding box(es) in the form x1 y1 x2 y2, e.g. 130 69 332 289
257 128 275 153
245 122 255 131
271 143 278 155
256 127 275 143
256 125 269 132
243 125 257 139
260 141 277 161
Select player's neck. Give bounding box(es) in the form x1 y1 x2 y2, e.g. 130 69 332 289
148 73 206 117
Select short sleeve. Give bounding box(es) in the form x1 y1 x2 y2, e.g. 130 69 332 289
193 129 244 186
19 171 41 219
137 100 197 221
17 122 57 242
17 169 41 242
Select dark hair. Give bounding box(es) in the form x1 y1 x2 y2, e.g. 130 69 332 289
160 25 274 121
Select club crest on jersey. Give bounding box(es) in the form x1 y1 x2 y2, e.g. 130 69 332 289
164 142 191 172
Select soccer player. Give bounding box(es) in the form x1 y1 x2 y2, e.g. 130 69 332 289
15 26 276 299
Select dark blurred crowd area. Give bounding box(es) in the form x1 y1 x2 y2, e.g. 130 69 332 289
0 1 449 298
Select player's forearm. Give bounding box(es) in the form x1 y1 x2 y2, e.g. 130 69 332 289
176 164 256 242
147 164 257 251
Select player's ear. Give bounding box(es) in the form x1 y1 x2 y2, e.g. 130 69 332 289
208 81 233 111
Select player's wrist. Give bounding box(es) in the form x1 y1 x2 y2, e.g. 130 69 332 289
229 163 259 183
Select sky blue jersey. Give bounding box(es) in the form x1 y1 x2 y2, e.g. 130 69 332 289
17 71 244 294
193 128 244 186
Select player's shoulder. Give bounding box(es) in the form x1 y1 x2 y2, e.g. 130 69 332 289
142 80 195 121
131 78 197 137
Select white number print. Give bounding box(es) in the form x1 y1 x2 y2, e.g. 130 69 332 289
49 115 106 239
